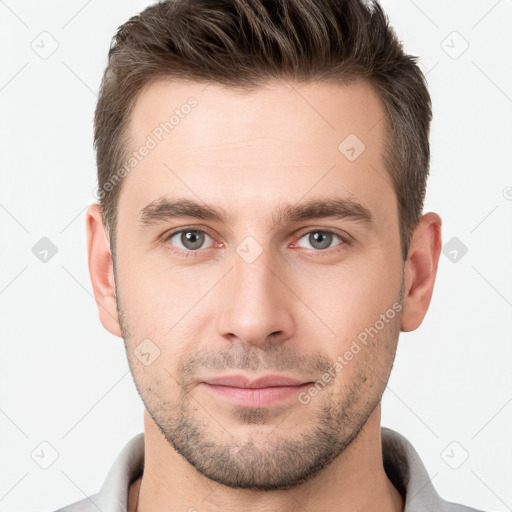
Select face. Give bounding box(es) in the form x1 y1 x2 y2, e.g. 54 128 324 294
111 79 407 489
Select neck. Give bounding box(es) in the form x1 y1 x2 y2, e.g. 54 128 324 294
130 406 404 512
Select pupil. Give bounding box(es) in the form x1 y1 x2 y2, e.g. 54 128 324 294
182 231 204 249
310 231 331 250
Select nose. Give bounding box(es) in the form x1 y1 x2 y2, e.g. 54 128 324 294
215 247 296 349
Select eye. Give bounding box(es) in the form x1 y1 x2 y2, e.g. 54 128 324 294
167 229 214 251
295 230 346 251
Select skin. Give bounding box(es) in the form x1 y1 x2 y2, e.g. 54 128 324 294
87 79 442 512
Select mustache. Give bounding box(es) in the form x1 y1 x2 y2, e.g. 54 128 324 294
179 343 333 378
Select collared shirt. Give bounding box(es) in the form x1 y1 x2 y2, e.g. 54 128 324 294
53 427 487 512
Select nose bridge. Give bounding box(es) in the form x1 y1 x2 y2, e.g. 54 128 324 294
215 242 296 347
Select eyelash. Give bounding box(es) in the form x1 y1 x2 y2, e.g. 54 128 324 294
162 227 350 258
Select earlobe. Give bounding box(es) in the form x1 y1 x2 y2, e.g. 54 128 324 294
86 204 122 338
400 212 442 332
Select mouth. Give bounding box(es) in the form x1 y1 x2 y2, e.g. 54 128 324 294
199 374 314 408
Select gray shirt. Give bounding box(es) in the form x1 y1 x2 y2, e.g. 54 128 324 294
53 427 489 512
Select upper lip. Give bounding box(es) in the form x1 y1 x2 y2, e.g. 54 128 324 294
203 374 309 388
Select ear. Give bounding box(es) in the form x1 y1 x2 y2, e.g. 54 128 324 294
400 212 442 332
86 204 122 337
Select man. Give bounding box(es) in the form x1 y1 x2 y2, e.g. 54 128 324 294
55 0 487 511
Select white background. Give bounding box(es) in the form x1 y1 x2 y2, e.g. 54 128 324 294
1 1 511 511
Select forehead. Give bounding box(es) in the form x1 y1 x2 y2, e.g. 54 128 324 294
119 78 395 227
128 78 385 157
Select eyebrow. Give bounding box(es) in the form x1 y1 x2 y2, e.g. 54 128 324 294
137 196 374 229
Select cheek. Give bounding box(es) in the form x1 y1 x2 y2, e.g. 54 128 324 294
117 259 224 386
290 253 402 346
117 251 218 335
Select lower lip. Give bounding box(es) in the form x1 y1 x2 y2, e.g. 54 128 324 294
202 383 312 407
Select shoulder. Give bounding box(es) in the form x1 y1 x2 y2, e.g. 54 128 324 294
380 427 495 512
49 433 144 512
441 499 494 512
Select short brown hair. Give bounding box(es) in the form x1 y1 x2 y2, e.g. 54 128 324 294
94 0 432 261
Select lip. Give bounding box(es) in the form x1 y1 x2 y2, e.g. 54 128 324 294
200 374 313 408
203 374 306 388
